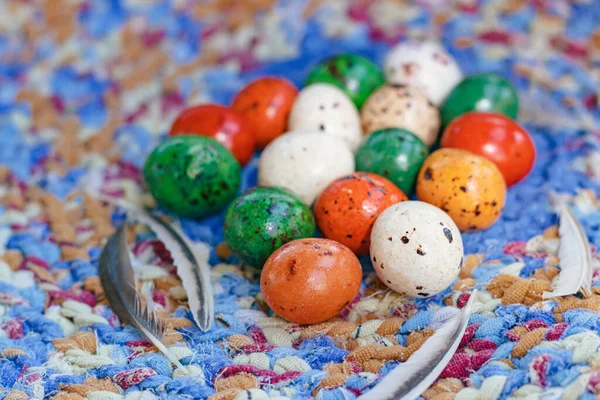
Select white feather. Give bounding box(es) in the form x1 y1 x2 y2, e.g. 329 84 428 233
543 193 592 298
95 195 214 330
359 291 477 400
134 210 214 330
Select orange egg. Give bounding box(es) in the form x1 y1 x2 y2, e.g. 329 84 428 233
260 238 362 324
314 172 407 255
416 148 506 231
232 77 298 148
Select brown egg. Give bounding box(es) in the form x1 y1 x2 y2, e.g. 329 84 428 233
416 148 506 231
260 238 362 324
361 84 441 146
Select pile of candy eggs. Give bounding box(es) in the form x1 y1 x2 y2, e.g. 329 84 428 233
142 39 537 325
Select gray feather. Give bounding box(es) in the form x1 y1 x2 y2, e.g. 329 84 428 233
99 226 186 370
92 195 214 331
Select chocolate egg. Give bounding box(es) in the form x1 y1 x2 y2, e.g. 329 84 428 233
224 187 316 268
384 40 463 105
314 172 407 255
258 131 355 205
370 201 463 297
305 54 385 109
232 77 298 149
143 136 241 218
261 238 362 324
361 84 441 146
416 148 506 231
289 83 362 151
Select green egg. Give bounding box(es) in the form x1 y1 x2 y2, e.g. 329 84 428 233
305 54 385 109
143 136 241 218
440 73 519 127
355 128 429 196
224 186 315 268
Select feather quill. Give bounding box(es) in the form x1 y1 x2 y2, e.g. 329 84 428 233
95 195 214 331
543 193 592 298
99 226 186 370
359 291 477 400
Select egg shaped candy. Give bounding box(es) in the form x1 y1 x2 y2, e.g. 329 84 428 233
361 84 440 146
258 131 355 205
288 83 362 151
416 148 506 231
384 40 463 105
224 187 316 268
441 112 536 186
143 136 241 218
261 238 362 324
315 172 407 255
370 201 463 297
169 104 256 165
355 128 429 195
232 77 298 149
305 54 385 109
440 73 519 127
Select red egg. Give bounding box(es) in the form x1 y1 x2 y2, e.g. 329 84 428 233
440 112 535 186
232 77 298 148
169 104 256 165
314 172 407 255
260 238 362 324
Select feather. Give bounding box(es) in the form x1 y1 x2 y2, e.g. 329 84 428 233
99 226 186 370
358 291 477 400
95 195 214 331
134 209 214 330
543 193 592 298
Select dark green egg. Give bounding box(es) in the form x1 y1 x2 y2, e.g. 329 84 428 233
143 135 241 218
305 54 385 109
355 128 429 196
440 73 519 127
223 186 315 268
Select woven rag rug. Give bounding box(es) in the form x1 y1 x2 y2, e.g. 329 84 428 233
2 1 600 399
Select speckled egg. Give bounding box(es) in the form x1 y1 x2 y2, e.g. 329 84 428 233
224 187 316 268
355 128 429 196
232 77 298 149
314 172 407 255
261 238 362 324
384 40 463 105
169 104 256 165
361 84 441 146
143 136 241 218
288 83 362 151
305 54 385 109
416 148 506 231
370 201 463 297
258 131 355 205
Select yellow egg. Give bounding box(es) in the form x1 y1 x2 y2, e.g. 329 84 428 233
416 148 506 231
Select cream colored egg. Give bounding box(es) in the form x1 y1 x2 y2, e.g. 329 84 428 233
258 131 355 205
288 83 362 151
384 40 463 105
370 201 463 297
361 84 440 146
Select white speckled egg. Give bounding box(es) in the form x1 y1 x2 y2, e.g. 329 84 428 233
258 130 355 205
384 40 463 105
370 200 463 297
288 83 362 151
361 84 440 146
